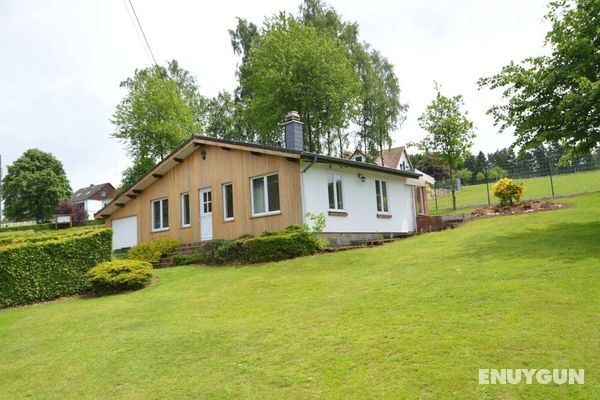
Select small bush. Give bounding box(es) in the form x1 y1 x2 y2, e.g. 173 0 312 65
241 229 325 264
203 239 240 265
172 251 204 266
87 260 153 294
127 237 182 263
172 239 240 266
305 212 326 233
493 177 525 206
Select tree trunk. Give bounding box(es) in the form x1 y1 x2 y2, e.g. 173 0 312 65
307 113 313 152
378 136 384 166
337 128 344 158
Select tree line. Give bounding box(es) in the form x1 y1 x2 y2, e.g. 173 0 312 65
113 0 407 190
413 144 600 187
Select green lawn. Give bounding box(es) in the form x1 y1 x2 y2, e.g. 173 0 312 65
430 169 600 211
1 194 599 399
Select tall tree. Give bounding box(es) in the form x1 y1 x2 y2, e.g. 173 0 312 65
357 49 407 162
242 15 358 151
2 149 71 222
298 0 407 158
229 18 261 103
475 151 488 176
204 91 244 141
479 0 600 157
230 1 406 157
416 85 475 210
111 60 206 188
487 148 517 171
412 153 450 180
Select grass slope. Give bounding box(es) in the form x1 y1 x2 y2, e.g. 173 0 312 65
1 194 599 399
430 169 600 211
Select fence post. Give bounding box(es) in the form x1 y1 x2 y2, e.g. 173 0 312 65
485 166 491 205
548 157 555 197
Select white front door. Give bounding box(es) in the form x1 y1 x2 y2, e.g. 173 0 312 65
200 188 213 241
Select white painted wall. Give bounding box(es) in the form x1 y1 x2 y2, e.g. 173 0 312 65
301 162 416 233
83 199 104 220
397 150 412 171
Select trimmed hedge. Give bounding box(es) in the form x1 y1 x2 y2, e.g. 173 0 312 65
87 260 153 294
0 228 112 308
127 237 182 263
172 226 325 266
240 229 324 263
0 226 105 247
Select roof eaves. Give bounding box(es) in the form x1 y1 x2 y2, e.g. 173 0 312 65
301 153 421 178
95 135 303 219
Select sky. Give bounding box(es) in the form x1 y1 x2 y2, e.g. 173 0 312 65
0 0 551 192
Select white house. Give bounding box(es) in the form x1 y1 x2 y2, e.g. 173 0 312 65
71 183 115 220
97 112 426 249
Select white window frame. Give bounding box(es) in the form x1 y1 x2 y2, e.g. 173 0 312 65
180 192 191 228
151 197 169 232
222 182 234 221
250 173 280 217
375 180 390 213
327 173 344 211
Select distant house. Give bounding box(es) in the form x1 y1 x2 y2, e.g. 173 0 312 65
97 112 428 249
375 146 435 216
71 183 115 220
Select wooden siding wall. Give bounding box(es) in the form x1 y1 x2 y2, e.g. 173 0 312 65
106 146 303 244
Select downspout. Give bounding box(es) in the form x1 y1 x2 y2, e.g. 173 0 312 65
302 154 318 173
300 154 318 227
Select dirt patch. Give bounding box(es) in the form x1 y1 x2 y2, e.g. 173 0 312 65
470 199 568 220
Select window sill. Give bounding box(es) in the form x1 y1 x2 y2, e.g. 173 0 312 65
181 225 191 229
151 227 170 233
250 211 281 219
377 213 392 219
328 210 348 217
223 218 235 223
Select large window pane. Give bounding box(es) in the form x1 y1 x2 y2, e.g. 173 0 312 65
328 175 335 209
335 177 343 210
382 181 388 212
375 180 382 212
161 199 169 228
252 177 265 214
181 194 190 226
267 174 280 212
224 184 234 219
153 201 161 230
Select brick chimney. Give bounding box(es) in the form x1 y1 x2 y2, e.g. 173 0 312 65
283 111 304 151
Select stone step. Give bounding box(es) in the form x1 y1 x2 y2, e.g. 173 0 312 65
171 246 202 254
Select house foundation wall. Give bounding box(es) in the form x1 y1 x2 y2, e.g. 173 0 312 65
319 232 413 247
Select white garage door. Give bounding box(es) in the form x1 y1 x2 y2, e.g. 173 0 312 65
112 216 138 250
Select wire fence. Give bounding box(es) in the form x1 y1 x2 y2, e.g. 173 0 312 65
430 158 600 211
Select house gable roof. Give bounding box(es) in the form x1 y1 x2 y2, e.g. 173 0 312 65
375 146 412 169
96 135 420 219
72 183 115 202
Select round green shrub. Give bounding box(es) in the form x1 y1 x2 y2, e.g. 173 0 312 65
87 260 153 294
